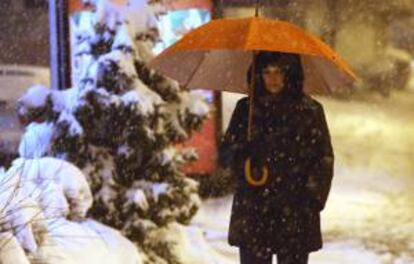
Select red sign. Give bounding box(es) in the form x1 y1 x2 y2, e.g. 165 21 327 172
181 113 217 175
69 0 127 14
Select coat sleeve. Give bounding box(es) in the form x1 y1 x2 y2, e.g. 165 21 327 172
218 98 248 169
306 103 334 211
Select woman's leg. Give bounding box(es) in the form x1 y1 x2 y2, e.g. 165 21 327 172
239 247 272 264
276 252 308 264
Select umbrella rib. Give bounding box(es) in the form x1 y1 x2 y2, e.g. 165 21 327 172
183 51 207 89
245 18 255 51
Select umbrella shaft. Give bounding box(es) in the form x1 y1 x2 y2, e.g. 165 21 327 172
248 51 257 141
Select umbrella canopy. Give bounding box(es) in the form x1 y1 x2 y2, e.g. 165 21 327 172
149 16 357 94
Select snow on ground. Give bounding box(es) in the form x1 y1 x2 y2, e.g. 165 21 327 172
189 90 414 264
32 219 141 264
191 196 390 264
320 90 414 263
0 233 30 264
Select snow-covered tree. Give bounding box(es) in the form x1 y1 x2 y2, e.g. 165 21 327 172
17 0 209 262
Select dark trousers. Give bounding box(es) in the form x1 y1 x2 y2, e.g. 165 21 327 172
240 248 309 264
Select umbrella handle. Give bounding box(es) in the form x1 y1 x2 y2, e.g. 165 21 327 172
244 158 269 186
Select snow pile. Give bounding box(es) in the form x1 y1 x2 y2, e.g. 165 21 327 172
0 158 141 264
8 158 93 220
144 222 232 264
18 122 55 158
15 85 50 116
0 157 92 253
35 219 142 264
0 233 30 264
0 166 48 254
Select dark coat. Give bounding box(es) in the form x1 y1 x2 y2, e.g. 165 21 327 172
219 95 334 254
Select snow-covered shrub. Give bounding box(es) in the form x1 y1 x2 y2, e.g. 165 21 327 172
0 168 48 254
7 158 93 220
0 233 30 264
17 0 209 262
1 158 143 264
1 157 93 254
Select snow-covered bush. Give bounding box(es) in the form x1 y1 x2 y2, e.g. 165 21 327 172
7 158 93 220
0 233 30 264
0 157 93 253
0 158 142 264
0 167 47 254
17 0 209 262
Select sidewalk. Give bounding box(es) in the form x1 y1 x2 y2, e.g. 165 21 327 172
192 192 413 264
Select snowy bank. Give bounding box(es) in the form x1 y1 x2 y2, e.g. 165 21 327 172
0 157 141 264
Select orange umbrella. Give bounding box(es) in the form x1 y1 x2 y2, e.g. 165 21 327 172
150 16 356 95
149 14 357 186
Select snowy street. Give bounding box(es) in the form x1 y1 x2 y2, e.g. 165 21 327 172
191 90 414 264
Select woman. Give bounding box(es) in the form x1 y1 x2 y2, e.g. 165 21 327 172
219 52 334 264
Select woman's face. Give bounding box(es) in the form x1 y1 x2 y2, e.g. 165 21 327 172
261 64 285 94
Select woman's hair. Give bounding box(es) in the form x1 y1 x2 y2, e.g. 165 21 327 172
247 51 304 100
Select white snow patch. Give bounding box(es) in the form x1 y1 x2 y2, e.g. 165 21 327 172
57 111 83 136
121 90 140 105
152 183 169 201
51 87 80 113
93 0 124 31
0 233 31 264
0 157 141 263
8 157 93 220
16 85 49 112
132 79 163 115
18 122 54 158
181 91 210 117
160 147 177 165
112 24 135 51
99 50 137 79
125 0 158 37
126 188 149 211
34 219 142 264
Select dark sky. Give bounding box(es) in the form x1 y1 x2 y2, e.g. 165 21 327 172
0 0 49 66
